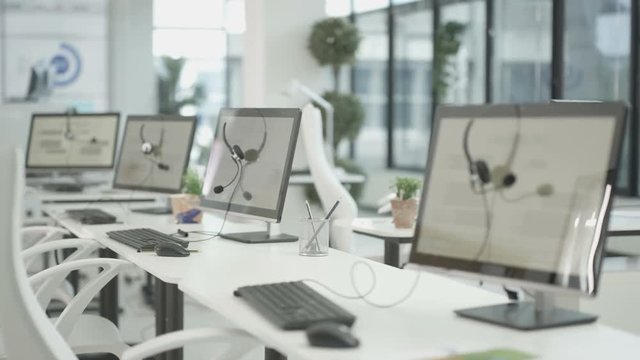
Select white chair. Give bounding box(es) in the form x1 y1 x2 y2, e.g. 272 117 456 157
300 103 358 252
0 145 259 360
21 225 69 249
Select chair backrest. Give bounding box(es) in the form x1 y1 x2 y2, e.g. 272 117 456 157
300 103 358 251
0 145 76 360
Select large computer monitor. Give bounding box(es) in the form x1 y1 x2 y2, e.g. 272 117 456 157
26 113 120 171
201 108 302 243
409 102 626 330
113 115 196 194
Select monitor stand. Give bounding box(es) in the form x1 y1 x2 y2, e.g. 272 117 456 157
221 222 298 244
455 290 597 330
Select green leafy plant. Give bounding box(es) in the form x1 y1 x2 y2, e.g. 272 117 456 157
314 91 365 151
392 177 422 201
156 56 205 115
182 169 203 196
308 18 361 91
433 21 466 104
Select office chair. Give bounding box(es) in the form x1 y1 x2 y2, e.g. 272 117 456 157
300 103 358 252
0 145 259 360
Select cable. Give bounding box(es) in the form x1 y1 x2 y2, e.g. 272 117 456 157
472 187 493 261
302 260 421 308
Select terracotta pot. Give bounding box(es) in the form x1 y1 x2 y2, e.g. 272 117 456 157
170 194 202 223
390 198 417 229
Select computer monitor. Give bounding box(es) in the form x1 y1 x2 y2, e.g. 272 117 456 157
201 108 302 243
112 115 196 194
409 102 626 330
26 113 120 171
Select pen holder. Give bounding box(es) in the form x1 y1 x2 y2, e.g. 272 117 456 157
299 218 330 257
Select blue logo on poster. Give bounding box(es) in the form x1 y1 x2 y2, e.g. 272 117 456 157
50 42 82 87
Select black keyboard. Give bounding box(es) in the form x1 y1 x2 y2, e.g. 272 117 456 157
106 228 188 252
234 281 356 330
66 209 117 225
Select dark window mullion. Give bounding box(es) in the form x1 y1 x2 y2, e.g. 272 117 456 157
629 0 639 195
430 0 440 127
387 2 395 168
550 0 564 100
485 0 494 104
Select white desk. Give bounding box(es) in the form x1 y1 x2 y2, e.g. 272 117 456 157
43 204 640 360
289 172 365 185
180 241 640 360
354 213 640 267
31 187 160 204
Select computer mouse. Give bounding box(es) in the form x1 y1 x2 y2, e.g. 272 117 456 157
305 322 359 348
154 242 190 257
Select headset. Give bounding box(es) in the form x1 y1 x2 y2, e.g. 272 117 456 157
462 105 553 198
213 114 268 201
64 115 75 141
139 123 170 171
63 112 99 144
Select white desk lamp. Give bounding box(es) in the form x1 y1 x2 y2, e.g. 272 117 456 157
285 79 334 166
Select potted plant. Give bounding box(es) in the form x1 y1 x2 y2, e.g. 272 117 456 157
390 177 422 228
170 169 203 224
308 18 360 92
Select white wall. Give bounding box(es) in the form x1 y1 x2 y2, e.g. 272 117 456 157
109 0 155 116
243 0 331 107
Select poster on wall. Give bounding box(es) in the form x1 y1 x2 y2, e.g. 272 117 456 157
1 0 108 110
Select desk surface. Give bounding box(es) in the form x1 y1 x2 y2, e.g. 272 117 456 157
44 203 640 359
30 187 159 203
352 217 414 240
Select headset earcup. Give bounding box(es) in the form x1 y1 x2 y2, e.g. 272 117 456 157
141 142 153 154
244 149 259 162
474 160 491 184
502 173 516 187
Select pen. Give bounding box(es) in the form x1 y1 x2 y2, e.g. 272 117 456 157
305 200 341 251
305 200 319 251
324 200 340 220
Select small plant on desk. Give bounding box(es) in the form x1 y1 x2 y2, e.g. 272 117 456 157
390 177 422 229
171 169 203 224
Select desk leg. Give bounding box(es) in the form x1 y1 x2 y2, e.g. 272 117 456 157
265 348 287 360
99 248 119 326
155 277 184 360
384 241 401 268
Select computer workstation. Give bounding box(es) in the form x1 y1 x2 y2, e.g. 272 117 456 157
410 102 626 329
26 112 120 192
112 114 197 214
37 103 640 359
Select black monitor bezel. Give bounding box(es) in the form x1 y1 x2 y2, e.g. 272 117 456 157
26 112 121 171
112 114 197 194
200 108 302 223
409 102 627 296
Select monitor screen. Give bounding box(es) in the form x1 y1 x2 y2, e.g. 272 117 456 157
113 115 196 194
201 108 301 222
26 113 120 170
410 103 626 295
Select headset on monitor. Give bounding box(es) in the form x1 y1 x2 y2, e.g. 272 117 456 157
139 123 169 171
213 114 268 201
62 110 99 144
462 105 554 198
462 105 554 260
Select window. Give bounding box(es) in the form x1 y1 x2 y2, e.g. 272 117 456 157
392 0 433 169
352 4 389 169
153 0 243 165
492 0 551 102
564 0 631 189
440 0 485 104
